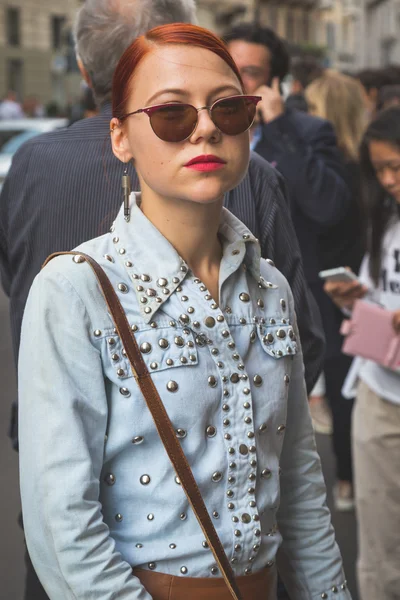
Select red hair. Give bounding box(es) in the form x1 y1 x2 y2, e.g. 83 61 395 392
112 23 244 119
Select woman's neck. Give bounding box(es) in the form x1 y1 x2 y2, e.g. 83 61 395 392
140 188 224 280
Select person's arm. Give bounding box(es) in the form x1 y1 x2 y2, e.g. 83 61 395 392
276 287 351 600
260 113 350 227
248 154 325 393
19 262 152 600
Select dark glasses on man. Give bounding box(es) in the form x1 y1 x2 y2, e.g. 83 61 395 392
119 95 261 143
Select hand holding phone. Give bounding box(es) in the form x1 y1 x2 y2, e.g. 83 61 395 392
321 268 368 310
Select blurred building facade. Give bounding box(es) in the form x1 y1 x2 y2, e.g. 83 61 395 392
0 0 81 112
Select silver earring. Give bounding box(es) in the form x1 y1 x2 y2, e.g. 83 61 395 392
122 164 131 222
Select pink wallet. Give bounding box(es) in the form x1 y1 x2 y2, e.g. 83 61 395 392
340 300 400 370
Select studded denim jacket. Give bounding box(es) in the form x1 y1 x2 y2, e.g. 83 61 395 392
19 194 351 600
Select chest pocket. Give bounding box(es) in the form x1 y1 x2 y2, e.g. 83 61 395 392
257 323 298 359
105 325 199 380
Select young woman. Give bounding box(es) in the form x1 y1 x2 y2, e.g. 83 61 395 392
325 107 400 600
18 24 351 600
305 72 367 511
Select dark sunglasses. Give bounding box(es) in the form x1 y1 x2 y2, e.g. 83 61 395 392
119 95 261 143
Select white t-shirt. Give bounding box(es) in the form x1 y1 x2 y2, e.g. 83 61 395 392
357 217 400 404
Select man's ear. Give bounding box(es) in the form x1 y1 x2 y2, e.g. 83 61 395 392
110 118 134 163
77 58 92 88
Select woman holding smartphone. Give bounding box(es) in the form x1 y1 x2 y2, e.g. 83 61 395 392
326 107 400 600
18 24 350 600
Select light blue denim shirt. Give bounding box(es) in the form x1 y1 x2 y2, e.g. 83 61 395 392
19 193 351 600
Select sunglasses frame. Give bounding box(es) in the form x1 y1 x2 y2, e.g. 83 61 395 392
118 95 262 142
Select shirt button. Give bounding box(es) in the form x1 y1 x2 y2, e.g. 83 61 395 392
239 444 249 456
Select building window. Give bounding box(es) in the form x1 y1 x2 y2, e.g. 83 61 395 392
286 12 295 42
51 15 66 50
7 59 23 98
6 7 20 46
303 12 310 43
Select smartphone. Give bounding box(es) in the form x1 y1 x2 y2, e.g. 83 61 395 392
318 267 359 283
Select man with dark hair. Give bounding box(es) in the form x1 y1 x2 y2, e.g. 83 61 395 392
0 5 324 598
225 24 351 435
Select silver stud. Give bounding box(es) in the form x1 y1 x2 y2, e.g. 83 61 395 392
239 318 246 324
167 381 178 393
264 333 274 344
174 336 184 347
243 387 250 395
202 541 209 548
232 353 240 360
257 299 264 308
341 584 346 590
231 557 238 564
119 248 126 255
332 586 338 593
162 288 170 295
189 354 196 362
321 595 328 600
108 338 116 346
211 567 218 575
241 513 251 524
208 376 217 388
247 431 255 439
148 562 156 569
180 566 188 575
223 390 229 397
222 404 229 412
140 342 152 354
249 445 256 452
104 254 114 263
205 294 212 301
249 500 256 508
176 428 187 439
223 418 230 426
248 472 256 481
204 316 216 328
157 278 168 287
117 368 125 377
140 475 151 485
228 502 235 510
125 261 133 268
277 425 286 434
211 303 218 310
230 462 236 469
276 328 286 339
280 299 287 311
146 288 156 297
213 511 219 519
230 373 240 383
180 357 187 364
250 459 257 468
217 361 224 368
211 348 219 356
104 473 115 486
261 469 272 480
131 325 138 332
227 490 234 498
175 476 181 485
245 568 252 575
244 416 252 424
115 513 123 522
147 514 154 521
136 285 144 292
254 528 261 536
73 254 85 264
119 387 130 397
250 331 256 343
217 315 224 322
169 543 177 549
180 314 190 324
234 529 241 537
94 329 102 337
111 353 119 362
243 402 251 409
166 359 174 366
180 512 187 520
181 295 188 302
158 338 169 350
228 447 235 454
239 292 250 302
212 471 222 483
199 285 206 292
224 433 231 441
253 375 263 387
206 425 217 437
132 436 144 445
259 423 267 433
187 307 195 314
234 543 241 551
150 362 158 370
193 321 200 328
140 297 148 305
222 330 230 338
284 374 290 384
136 543 143 548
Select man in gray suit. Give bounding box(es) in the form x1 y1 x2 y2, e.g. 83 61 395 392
0 1 324 597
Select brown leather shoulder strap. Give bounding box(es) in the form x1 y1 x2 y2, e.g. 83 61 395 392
43 251 242 600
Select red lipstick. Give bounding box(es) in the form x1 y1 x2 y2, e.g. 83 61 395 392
184 154 226 172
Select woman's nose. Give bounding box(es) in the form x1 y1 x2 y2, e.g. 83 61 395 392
189 107 220 143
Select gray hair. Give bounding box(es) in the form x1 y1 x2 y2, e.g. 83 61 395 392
74 0 197 106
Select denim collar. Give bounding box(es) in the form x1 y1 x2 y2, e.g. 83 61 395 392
110 192 261 322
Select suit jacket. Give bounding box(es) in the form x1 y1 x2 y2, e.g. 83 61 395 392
0 104 324 447
254 109 351 285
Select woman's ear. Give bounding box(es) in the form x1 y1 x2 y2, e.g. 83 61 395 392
110 118 134 163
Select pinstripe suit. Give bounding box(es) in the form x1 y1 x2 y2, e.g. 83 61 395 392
0 104 324 451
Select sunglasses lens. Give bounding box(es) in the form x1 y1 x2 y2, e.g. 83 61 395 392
212 97 257 136
149 104 198 142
